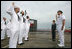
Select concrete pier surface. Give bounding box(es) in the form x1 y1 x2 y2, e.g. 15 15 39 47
1 32 71 48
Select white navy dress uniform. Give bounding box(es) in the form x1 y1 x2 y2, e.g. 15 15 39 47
17 14 24 44
1 20 7 40
23 15 30 40
22 15 26 38
6 5 19 48
56 14 65 46
25 18 30 40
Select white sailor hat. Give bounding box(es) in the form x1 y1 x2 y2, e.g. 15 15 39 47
14 6 19 9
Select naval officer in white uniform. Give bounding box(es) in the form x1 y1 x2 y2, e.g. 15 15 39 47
56 10 65 47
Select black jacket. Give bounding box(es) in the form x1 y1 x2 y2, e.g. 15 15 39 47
51 23 56 31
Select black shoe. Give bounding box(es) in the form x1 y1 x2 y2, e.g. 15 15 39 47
18 43 24 45
52 39 55 41
1 39 5 41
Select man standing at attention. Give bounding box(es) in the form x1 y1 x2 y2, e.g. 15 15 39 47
56 10 65 47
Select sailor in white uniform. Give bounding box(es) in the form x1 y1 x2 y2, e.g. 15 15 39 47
22 10 26 39
1 17 7 40
6 2 20 48
25 16 30 41
18 11 25 45
22 10 30 41
56 10 65 47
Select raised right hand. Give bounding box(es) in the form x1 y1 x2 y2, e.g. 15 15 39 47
12 2 14 6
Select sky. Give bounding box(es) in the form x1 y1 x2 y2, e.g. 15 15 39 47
1 1 71 30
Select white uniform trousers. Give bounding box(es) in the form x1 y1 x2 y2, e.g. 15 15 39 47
1 28 7 40
18 24 24 44
9 30 19 48
24 24 30 40
57 25 65 45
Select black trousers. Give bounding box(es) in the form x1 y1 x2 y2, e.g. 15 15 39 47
52 30 56 41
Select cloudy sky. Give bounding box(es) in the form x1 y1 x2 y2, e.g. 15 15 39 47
1 1 71 30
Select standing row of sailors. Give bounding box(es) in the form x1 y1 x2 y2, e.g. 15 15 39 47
1 2 30 48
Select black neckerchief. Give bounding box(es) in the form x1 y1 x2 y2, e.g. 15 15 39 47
5 21 6 25
23 16 26 22
17 14 21 21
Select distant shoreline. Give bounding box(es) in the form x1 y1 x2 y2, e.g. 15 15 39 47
36 29 71 32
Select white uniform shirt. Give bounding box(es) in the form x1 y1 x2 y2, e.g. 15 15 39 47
56 14 65 25
25 19 30 25
18 14 24 30
19 15 23 23
6 5 19 33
